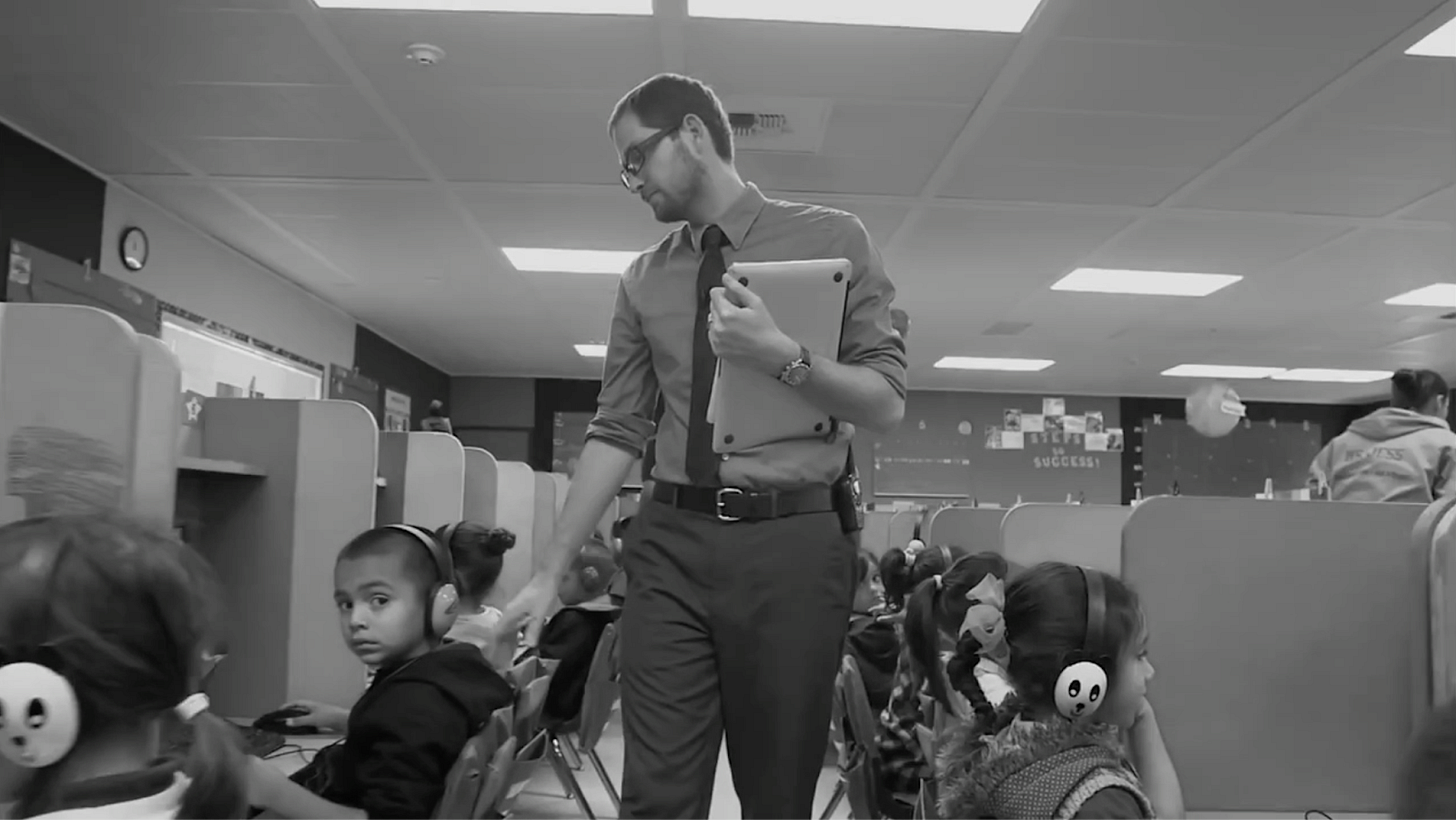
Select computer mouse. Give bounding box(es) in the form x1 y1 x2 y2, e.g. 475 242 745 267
253 706 319 735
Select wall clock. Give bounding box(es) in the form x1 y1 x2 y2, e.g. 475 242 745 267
120 227 149 272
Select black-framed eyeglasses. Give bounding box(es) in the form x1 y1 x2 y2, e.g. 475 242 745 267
619 125 681 189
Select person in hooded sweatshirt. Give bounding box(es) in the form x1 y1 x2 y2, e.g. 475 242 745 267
1308 368 1455 504
245 525 513 820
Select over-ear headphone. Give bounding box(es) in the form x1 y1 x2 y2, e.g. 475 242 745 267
1054 566 1110 720
0 540 82 769
385 524 459 640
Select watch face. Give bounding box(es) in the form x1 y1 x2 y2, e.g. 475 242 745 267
782 363 810 387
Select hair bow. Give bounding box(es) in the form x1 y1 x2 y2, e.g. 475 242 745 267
958 574 1009 667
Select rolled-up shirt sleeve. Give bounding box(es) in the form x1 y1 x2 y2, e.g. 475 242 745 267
585 272 658 456
834 215 908 398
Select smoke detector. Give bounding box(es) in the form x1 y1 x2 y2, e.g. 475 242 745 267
405 43 445 66
719 97 832 154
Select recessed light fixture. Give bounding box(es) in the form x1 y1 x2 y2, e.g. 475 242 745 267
686 0 1039 31
502 248 639 274
1385 283 1456 307
574 344 608 358
1271 369 1391 384
1161 365 1288 380
1051 268 1243 297
1407 16 1456 57
934 356 1055 372
313 0 652 13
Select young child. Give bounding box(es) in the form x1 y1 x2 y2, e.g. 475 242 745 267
845 549 899 712
606 516 632 606
247 524 513 820
877 552 1009 804
936 562 1183 819
1396 697 1456 818
0 512 247 819
526 539 622 726
879 542 956 616
439 523 518 669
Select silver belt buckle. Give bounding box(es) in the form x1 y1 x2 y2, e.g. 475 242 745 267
715 487 743 522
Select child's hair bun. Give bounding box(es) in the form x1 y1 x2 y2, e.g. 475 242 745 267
482 528 516 557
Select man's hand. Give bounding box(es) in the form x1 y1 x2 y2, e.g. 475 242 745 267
501 571 560 648
708 273 798 377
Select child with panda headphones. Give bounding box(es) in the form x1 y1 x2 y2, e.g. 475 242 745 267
246 523 512 820
911 559 1183 819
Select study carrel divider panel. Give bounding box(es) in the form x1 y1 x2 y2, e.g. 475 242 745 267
197 398 378 718
490 461 536 608
1420 496 1456 712
133 336 182 529
375 431 465 527
924 506 1007 555
0 303 160 524
1001 503 1128 577
1122 496 1426 814
462 446 500 528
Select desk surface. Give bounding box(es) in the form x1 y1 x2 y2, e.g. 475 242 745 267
260 734 341 778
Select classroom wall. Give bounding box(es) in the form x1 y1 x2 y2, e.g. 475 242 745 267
0 123 105 291
353 325 452 430
100 185 356 372
449 376 535 462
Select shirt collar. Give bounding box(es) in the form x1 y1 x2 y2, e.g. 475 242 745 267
685 182 767 253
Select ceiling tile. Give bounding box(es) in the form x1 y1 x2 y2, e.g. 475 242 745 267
1054 0 1449 50
1181 170 1453 217
168 137 427 180
1230 118 1456 181
1315 57 1456 132
1005 38 1365 119
685 21 1015 102
942 162 1199 207
974 109 1267 169
1086 215 1353 274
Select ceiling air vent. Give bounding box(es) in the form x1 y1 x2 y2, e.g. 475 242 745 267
984 321 1032 336
720 96 832 154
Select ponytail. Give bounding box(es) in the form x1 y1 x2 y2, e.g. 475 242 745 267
945 631 995 729
177 712 249 819
903 575 952 711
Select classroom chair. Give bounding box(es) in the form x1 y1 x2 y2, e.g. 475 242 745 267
543 623 622 819
435 706 514 820
833 654 891 820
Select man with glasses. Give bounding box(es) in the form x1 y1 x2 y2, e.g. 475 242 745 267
504 73 906 819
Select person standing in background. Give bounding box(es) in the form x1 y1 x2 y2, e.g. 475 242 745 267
420 400 453 434
503 73 906 819
1309 368 1455 503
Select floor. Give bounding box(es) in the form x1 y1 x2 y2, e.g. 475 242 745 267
512 714 850 820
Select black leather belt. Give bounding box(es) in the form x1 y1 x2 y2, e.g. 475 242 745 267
651 480 838 522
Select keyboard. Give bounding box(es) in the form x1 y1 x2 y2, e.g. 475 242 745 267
241 726 286 758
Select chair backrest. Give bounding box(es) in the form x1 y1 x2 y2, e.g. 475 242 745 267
495 728 549 817
469 735 518 820
505 656 539 691
434 706 513 819
513 674 552 744
576 622 621 750
837 654 885 819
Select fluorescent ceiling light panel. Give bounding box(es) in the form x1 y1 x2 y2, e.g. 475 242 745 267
502 248 638 274
312 0 652 12
1385 282 1456 307
574 344 608 358
934 356 1055 372
686 0 1039 32
1407 17 1456 57
1272 369 1392 384
1052 268 1242 297
1160 364 1287 380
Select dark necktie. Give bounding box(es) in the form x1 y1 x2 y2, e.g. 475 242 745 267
685 225 726 485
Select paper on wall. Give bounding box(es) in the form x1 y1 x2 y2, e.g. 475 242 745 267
1063 415 1087 435
1085 411 1105 434
984 427 1002 450
1000 430 1025 450
1085 432 1109 452
1043 397 1066 416
1107 428 1125 452
1021 414 1045 433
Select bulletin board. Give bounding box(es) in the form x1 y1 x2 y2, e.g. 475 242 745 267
870 391 1122 504
1140 415 1323 498
552 411 644 487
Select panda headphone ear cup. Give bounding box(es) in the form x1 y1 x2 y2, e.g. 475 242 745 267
1054 659 1108 719
0 661 81 768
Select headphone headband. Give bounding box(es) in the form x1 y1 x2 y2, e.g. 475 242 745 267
384 524 454 586
1080 566 1108 661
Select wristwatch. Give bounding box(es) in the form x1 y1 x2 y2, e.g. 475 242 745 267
778 344 813 387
